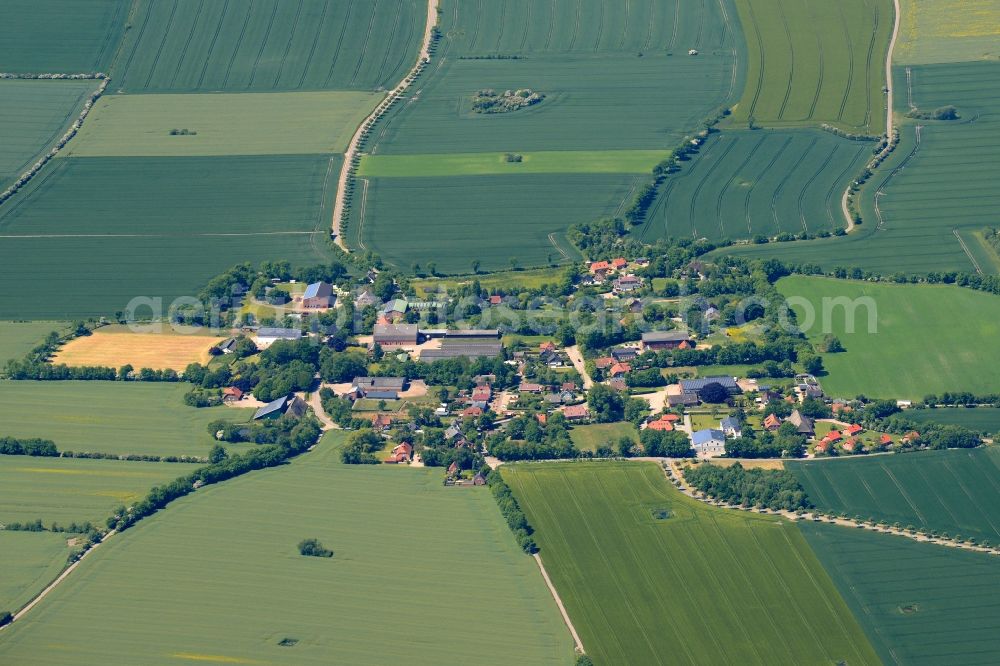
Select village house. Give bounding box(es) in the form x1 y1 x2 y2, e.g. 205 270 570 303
692 429 726 456
763 413 782 431
385 442 412 464
609 362 631 378
594 357 615 370
641 330 692 351
646 416 675 432
611 257 628 270
222 386 243 403
613 274 643 294
252 395 308 421
720 416 742 438
302 281 334 309
589 260 612 278
561 403 589 421
787 410 815 436
610 347 638 363
519 382 545 394
680 376 742 399
845 423 864 437
354 289 379 308
371 414 393 432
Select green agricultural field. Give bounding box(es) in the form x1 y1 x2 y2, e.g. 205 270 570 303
730 0 892 133
568 422 639 452
358 150 671 177
789 447 1000 544
0 154 337 318
64 91 382 157
411 266 566 297
0 456 198 526
778 275 1000 398
0 434 573 665
0 381 254 458
800 522 1000 665
0 80 99 190
0 0 128 73
353 173 630 273
719 61 1000 274
896 0 1000 65
0 532 72 614
111 0 424 92
636 129 869 242
504 461 879 666
907 408 1000 435
0 321 68 367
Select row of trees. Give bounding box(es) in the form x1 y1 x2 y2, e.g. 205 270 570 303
486 470 538 554
683 463 812 511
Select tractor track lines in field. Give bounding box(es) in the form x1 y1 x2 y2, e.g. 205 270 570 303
806 1 824 122
940 460 999 538
272 0 304 89
543 0 556 51
716 134 765 238
374 3 404 89
169 0 207 89
0 231 320 239
775 7 795 121
349 0 380 87
494 0 507 53
667 0 680 52
954 229 983 275
834 1 856 126
743 1 766 122
618 0 629 51
520 0 531 52
825 144 865 226
297 0 330 88
689 137 737 238
197 0 231 89
247 0 282 89
860 0 880 132
749 134 792 234
880 464 929 525
144 0 180 90
771 137 817 233
324 0 354 88
120 0 157 89
568 0 582 52
593 0 605 52
797 144 840 232
221 0 255 89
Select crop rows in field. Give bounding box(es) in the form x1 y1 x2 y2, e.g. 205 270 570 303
790 447 1000 544
801 523 1000 665
358 150 671 177
0 0 128 73
730 0 891 133
635 129 869 242
441 0 736 55
896 0 1000 65
719 61 1000 275
0 435 573 665
0 456 198 526
349 0 743 271
0 80 99 190
0 155 338 318
0 322 67 367
353 173 635 273
504 461 879 666
0 381 254 459
0 532 71 613
778 275 1000 399
111 0 424 92
64 90 382 157
907 408 1000 435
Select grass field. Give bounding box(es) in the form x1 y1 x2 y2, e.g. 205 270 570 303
0 455 199 526
0 80 99 190
0 0 128 73
719 61 1000 275
0 381 254 458
729 0 892 133
778 275 1000 398
111 0 424 92
0 154 337 318
789 447 1000 543
354 173 631 273
64 91 382 157
0 321 68 367
0 532 73 614
411 266 566 297
907 408 1000 435
504 461 879 665
800 522 1000 665
0 433 574 665
358 150 672 177
568 422 639 452
636 129 870 242
896 0 1000 65
51 327 226 371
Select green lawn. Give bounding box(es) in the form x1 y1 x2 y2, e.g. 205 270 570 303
907 408 1000 435
568 422 638 452
0 0 128 73
0 80 99 190
358 150 672 177
0 322 68 367
504 461 880 665
0 531 72 614
729 0 892 133
0 433 574 665
411 267 566 297
789 447 1000 543
778 275 1000 398
0 381 254 457
800 522 1000 665
65 91 382 157
0 455 198 526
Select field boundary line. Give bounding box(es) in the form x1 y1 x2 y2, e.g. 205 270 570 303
953 229 983 275
533 555 585 654
841 0 899 233
331 0 440 250
1 529 117 631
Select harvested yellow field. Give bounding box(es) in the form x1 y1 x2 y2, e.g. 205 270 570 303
708 458 786 471
52 328 224 371
897 0 1000 64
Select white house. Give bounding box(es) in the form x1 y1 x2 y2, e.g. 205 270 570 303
692 429 726 457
